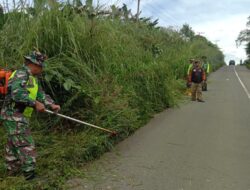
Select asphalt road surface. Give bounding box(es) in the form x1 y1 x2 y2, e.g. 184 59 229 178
67 66 250 190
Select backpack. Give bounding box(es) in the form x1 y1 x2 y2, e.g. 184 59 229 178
0 69 12 108
191 68 203 83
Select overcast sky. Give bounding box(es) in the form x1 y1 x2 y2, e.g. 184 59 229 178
94 0 250 64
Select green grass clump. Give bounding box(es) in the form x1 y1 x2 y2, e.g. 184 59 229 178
0 2 225 189
245 63 250 69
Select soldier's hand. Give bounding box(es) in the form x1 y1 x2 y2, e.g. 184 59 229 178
50 104 61 112
35 101 45 112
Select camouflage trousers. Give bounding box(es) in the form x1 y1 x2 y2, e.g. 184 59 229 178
3 120 36 173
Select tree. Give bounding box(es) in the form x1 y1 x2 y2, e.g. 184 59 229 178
237 16 250 59
237 16 250 43
246 42 250 59
179 24 195 41
0 4 5 30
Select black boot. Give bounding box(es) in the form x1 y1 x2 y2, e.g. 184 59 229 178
23 171 36 180
7 169 20 177
197 99 205 103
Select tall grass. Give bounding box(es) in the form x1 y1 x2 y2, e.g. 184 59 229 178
0 2 225 189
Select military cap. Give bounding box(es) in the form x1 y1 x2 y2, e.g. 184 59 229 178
24 51 47 67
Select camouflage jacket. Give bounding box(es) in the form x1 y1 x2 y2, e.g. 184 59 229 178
1 65 54 123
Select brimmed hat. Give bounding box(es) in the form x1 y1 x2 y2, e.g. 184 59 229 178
24 51 47 67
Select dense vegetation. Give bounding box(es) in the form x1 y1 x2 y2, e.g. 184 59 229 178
0 1 225 189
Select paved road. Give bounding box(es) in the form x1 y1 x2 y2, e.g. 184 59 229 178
67 66 250 190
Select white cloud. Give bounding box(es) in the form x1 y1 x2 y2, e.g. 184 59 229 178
192 14 249 63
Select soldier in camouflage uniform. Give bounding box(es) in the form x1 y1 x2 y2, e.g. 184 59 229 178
1 51 60 180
